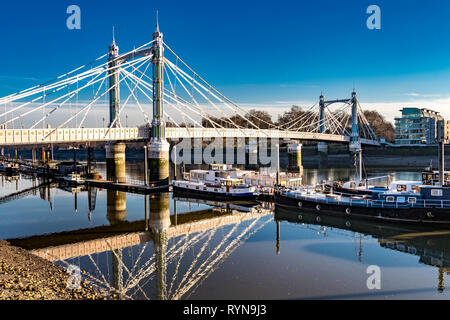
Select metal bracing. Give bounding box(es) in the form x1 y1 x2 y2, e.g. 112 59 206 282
0 23 380 147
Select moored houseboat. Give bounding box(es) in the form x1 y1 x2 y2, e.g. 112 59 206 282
275 179 450 225
172 164 257 200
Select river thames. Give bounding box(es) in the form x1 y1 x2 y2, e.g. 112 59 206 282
1 162 449 300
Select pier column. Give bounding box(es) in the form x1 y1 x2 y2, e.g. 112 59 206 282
318 93 328 153
287 142 303 176
149 192 171 300
106 190 127 225
87 146 99 179
148 20 170 185
106 142 126 183
148 140 170 184
41 147 46 164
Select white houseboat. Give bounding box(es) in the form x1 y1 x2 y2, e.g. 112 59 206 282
172 164 257 200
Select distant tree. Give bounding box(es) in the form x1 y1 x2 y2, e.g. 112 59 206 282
245 109 273 129
201 109 273 129
276 105 318 129
363 110 395 142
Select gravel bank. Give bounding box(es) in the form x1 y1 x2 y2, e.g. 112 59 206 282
0 240 102 300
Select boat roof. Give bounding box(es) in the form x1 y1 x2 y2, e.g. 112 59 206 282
390 181 422 185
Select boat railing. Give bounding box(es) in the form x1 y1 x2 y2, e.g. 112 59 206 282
282 190 450 209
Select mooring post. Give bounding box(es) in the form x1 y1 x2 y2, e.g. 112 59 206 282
144 145 148 186
276 220 281 255
438 119 445 186
275 143 280 186
173 145 177 181
144 194 148 231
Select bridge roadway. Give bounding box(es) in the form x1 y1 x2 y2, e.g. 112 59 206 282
9 207 272 262
0 127 380 146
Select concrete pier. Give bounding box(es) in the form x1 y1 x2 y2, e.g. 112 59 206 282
287 142 303 175
106 190 127 225
105 142 126 183
148 140 170 185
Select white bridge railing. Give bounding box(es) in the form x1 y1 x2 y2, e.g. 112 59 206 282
0 127 380 146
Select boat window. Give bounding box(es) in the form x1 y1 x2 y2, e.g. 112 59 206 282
386 196 395 203
408 197 417 204
397 185 407 192
397 197 405 203
431 189 443 196
411 185 419 193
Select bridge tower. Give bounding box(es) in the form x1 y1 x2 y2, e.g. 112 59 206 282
349 89 361 153
317 93 328 153
149 193 171 300
106 189 127 298
105 30 127 183
147 19 170 185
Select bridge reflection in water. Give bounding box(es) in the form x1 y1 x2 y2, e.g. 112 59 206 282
275 207 450 294
8 188 273 300
5 176 450 299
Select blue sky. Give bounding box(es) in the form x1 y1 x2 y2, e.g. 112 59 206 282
1 0 450 123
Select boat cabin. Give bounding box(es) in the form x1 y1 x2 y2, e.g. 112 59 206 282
422 170 450 186
388 181 422 193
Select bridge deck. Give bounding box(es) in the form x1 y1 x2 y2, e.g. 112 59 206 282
13 209 272 261
0 127 380 146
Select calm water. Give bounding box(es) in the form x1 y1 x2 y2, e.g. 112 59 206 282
1 163 449 300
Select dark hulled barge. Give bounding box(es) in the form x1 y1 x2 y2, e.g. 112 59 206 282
275 180 450 225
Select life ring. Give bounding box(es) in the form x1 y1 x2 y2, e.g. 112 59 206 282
298 201 303 208
298 214 302 220
316 216 321 222
316 204 321 211
345 208 351 214
427 212 434 218
345 221 351 227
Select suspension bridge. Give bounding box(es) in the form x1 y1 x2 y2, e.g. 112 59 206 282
0 19 380 184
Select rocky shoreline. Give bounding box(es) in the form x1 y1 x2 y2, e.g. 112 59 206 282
0 239 102 300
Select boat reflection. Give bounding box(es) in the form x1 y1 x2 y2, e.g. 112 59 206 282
275 206 450 292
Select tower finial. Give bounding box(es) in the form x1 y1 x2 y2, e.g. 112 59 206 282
112 26 116 45
156 10 159 32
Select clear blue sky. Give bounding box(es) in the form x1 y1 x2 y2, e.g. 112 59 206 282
1 0 450 119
